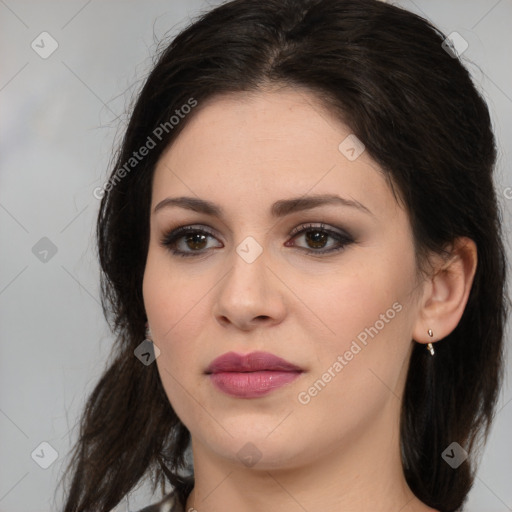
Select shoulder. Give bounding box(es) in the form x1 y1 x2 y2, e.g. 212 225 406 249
135 490 185 512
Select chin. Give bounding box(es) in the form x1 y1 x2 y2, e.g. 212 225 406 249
195 420 313 471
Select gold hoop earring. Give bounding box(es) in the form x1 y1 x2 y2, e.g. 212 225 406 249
427 329 435 356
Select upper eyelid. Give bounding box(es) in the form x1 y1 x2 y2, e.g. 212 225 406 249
289 222 348 237
167 222 347 235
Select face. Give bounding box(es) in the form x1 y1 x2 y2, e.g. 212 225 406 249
142 87 423 471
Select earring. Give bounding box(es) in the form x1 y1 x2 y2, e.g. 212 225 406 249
427 329 435 356
144 321 151 341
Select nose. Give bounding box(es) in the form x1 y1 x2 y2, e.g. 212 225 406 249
212 246 287 331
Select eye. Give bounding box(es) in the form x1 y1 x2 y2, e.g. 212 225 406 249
160 223 354 258
160 225 221 258
286 223 354 256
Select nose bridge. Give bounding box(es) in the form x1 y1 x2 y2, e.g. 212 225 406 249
224 237 269 303
214 235 284 327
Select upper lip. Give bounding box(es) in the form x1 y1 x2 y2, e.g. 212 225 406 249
205 351 303 374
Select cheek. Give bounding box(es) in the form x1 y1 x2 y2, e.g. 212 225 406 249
142 251 201 374
143 247 205 330
300 260 409 345
294 279 412 441
297 247 416 395
142 249 224 420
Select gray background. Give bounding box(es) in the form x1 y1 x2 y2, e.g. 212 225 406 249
0 1 511 511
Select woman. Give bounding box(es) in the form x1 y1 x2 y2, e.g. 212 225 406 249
61 0 508 511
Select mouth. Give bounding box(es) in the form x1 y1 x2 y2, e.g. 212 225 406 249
205 351 304 398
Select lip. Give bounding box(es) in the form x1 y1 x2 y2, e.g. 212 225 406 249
206 351 303 398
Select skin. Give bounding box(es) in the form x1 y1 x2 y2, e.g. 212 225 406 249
142 86 477 512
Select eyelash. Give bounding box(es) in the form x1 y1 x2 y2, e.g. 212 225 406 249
159 223 354 258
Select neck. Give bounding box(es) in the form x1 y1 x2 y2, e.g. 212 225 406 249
184 404 435 512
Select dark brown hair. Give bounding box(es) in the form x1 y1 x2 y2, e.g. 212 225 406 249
60 1 508 510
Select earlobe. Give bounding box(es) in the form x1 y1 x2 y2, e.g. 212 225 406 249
412 236 478 349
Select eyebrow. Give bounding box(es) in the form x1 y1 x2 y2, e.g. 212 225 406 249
153 193 373 218
153 194 375 218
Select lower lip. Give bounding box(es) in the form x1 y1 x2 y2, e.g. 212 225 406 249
209 371 302 398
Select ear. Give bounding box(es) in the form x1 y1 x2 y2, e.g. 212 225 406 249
412 237 478 346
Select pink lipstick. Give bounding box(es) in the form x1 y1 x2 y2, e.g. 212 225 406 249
205 351 303 398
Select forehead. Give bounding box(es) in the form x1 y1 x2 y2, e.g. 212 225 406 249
151 88 399 222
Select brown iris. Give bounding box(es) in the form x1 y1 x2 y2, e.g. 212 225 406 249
185 232 208 250
305 230 328 249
